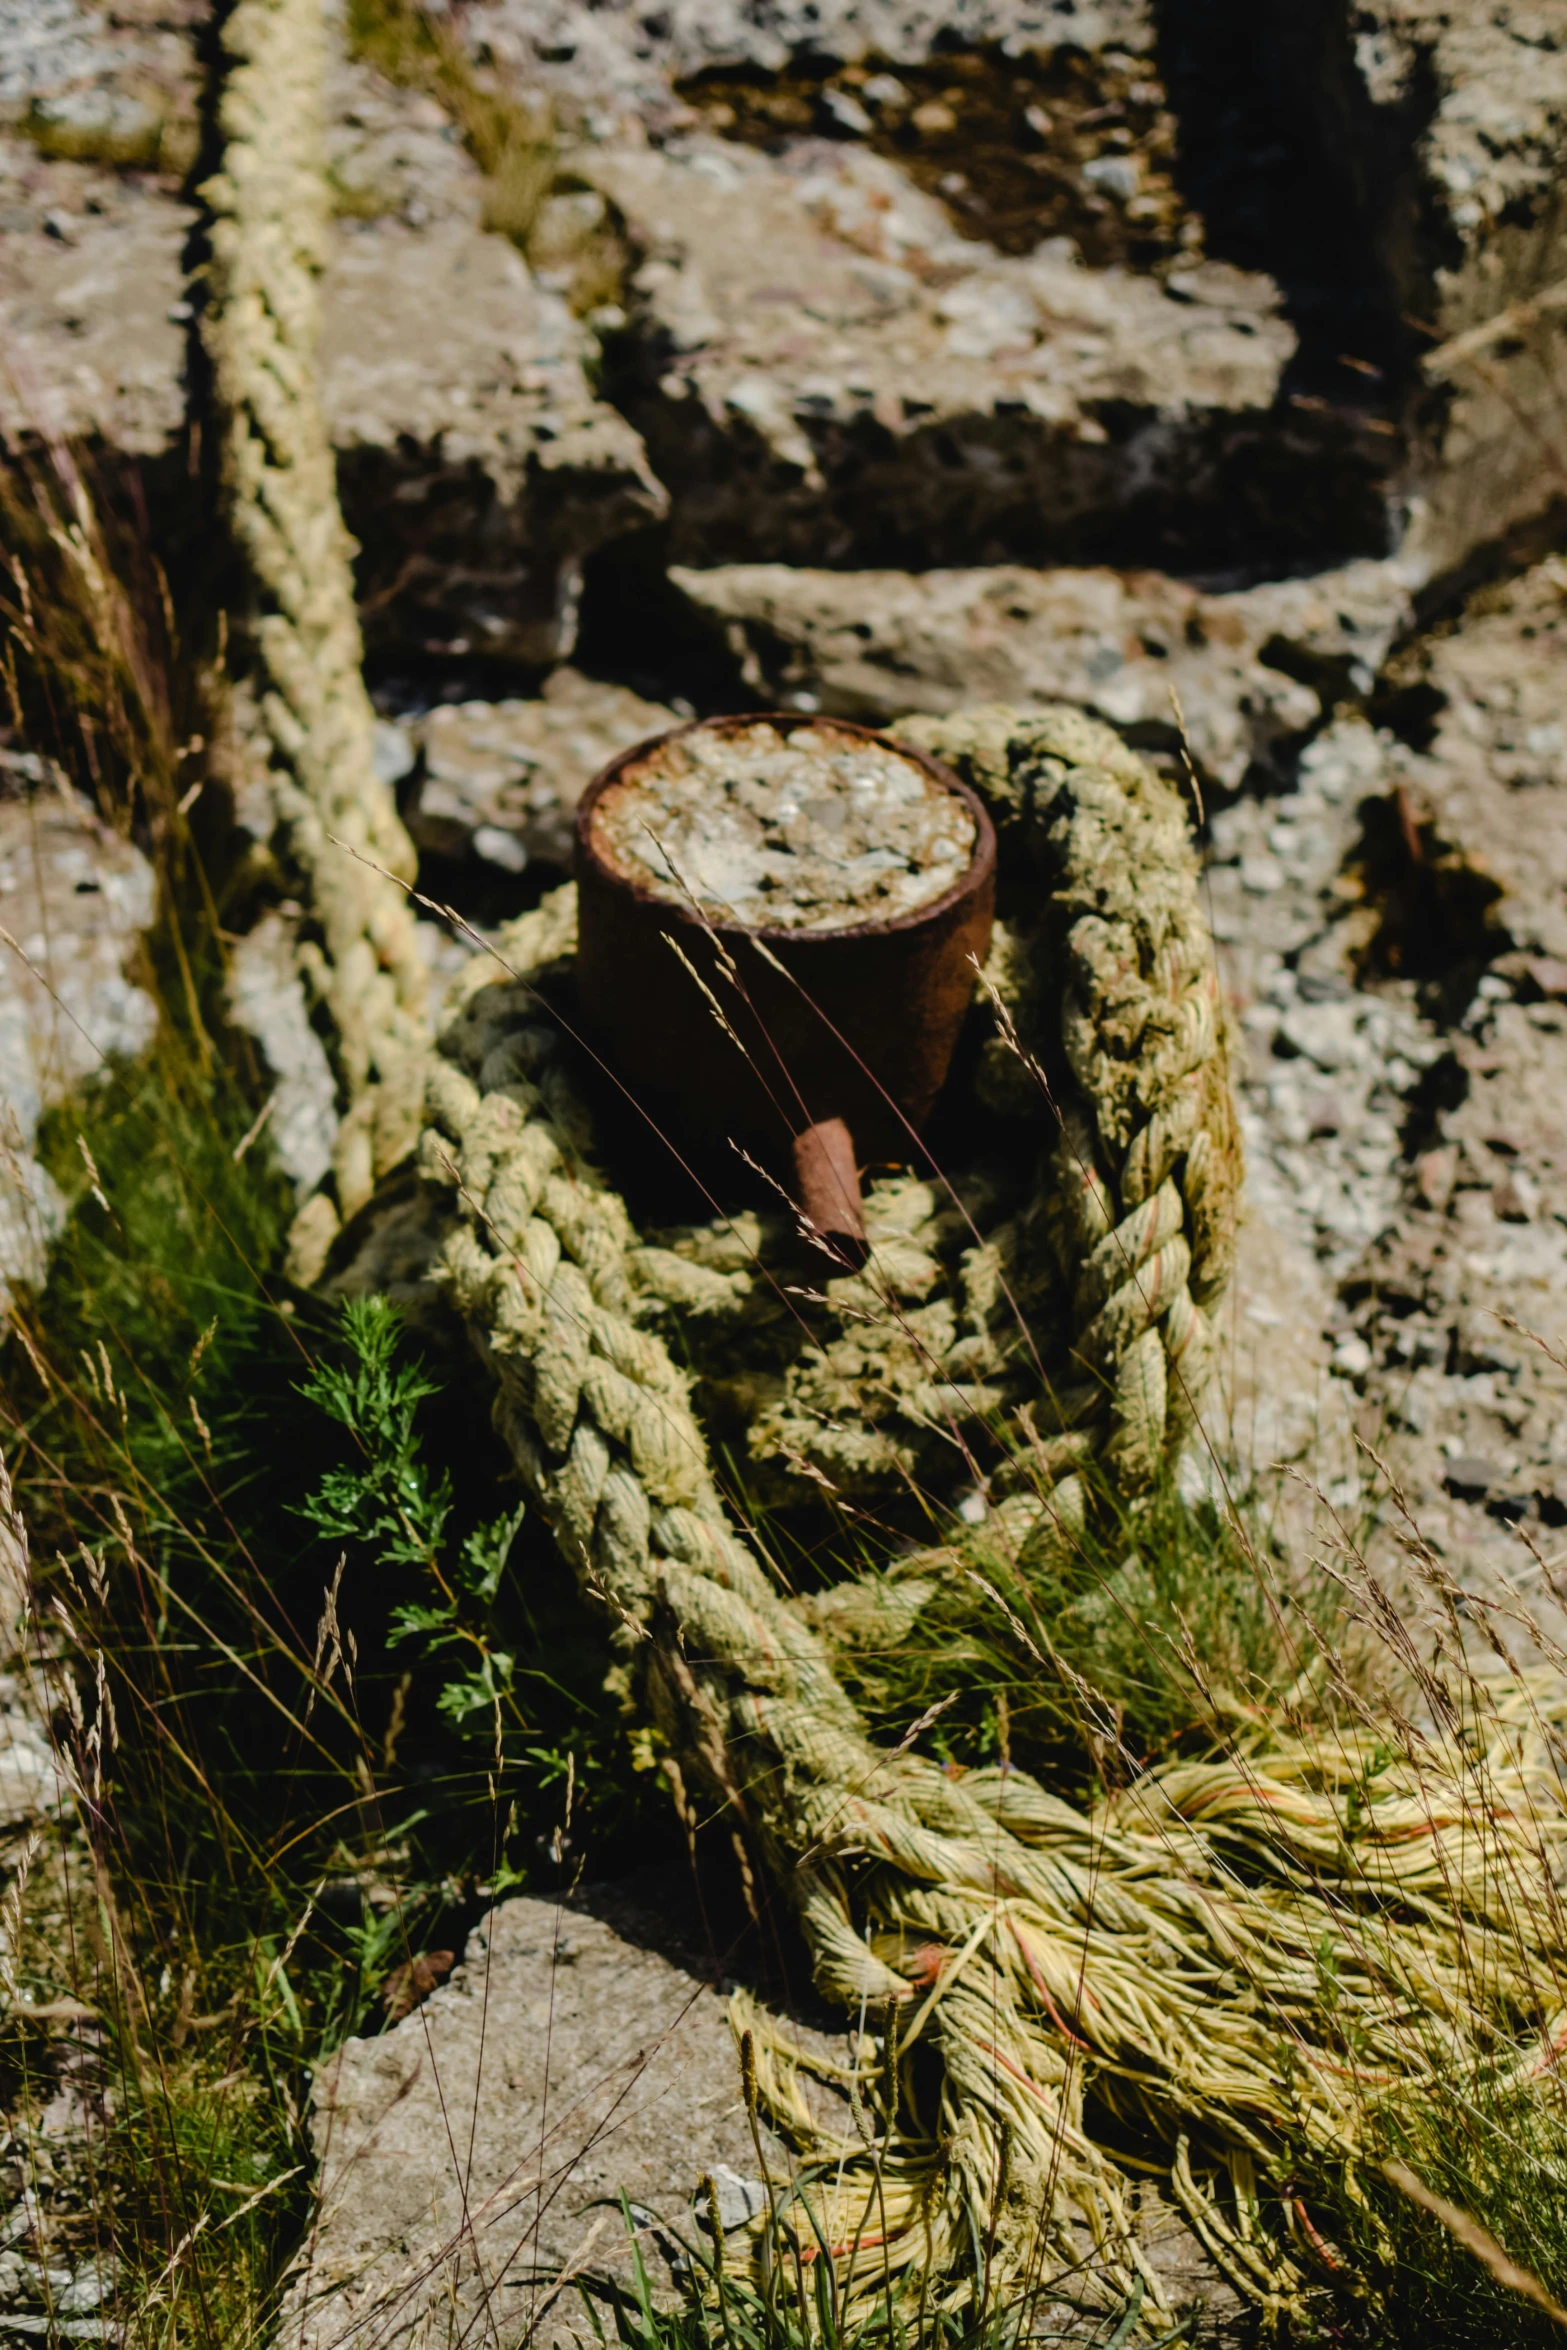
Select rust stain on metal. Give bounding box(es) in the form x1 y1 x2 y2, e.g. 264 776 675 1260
575 713 995 1224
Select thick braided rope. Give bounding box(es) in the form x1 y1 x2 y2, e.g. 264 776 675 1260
408 882 1565 2305
902 705 1240 1491
199 17 1567 2306
626 705 1241 1518
203 0 428 1243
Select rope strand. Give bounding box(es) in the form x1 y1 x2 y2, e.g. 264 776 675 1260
203 0 428 1258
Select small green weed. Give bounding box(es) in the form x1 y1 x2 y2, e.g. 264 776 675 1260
581 2197 1154 2350
821 1471 1329 1789
294 1294 655 1876
299 1294 525 1736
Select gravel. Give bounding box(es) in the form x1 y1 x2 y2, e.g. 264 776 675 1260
589 718 975 930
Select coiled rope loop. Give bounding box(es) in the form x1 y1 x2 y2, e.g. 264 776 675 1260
201 0 1567 2318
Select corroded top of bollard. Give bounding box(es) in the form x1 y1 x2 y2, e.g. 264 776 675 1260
584 715 977 933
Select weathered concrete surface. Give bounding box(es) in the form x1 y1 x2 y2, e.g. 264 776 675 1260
408 668 677 875
0 0 201 141
1167 0 1567 580
1193 559 1567 1590
1316 561 1567 1571
321 213 664 668
1325 0 1567 577
507 0 1565 583
500 0 1196 286
0 138 191 463
283 1891 768 2350
671 557 1416 791
1385 553 1567 959
0 0 198 460
480 0 1158 134
0 6 665 669
320 37 665 662
0 768 156 1310
584 131 1384 572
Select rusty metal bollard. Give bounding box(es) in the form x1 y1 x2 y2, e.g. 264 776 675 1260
575 713 995 1264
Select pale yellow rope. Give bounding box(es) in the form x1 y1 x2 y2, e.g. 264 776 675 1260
202 10 1567 2317
203 0 428 1253
626 703 1242 1515
404 880 1563 2305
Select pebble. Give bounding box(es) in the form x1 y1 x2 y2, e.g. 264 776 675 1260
697 2163 769 2232
1492 1168 1538 1223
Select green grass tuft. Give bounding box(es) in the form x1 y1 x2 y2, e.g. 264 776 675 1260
816 1470 1332 1790
345 0 557 249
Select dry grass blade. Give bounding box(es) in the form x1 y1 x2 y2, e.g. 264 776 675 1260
0 432 191 843
1382 2158 1567 2331
346 0 556 249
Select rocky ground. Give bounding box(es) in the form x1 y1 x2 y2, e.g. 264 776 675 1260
2 0 1567 2338
0 768 155 1314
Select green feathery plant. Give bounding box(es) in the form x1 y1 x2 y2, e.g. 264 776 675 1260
298 1294 526 1741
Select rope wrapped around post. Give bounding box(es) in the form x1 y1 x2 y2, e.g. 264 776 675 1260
197 2 1567 2321
614 701 1243 1521
403 847 1560 2311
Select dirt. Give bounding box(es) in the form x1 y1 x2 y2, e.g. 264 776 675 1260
677 43 1198 274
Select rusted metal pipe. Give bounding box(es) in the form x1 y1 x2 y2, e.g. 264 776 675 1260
792 1116 869 1268
574 714 995 1236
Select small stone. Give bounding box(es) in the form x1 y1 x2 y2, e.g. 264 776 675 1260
1415 1148 1456 1210
1390 1388 1430 1435
911 100 957 135
1082 154 1140 203
1445 1454 1504 1499
1331 1334 1373 1379
57 2259 115 2315
1276 1000 1363 1072
1525 955 1567 1001
383 1948 457 2022
697 2163 768 2233
371 719 416 788
1492 1169 1538 1223
1296 971 1353 1003
821 86 872 135
471 823 530 874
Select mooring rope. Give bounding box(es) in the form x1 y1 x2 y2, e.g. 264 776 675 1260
202 0 428 1264
625 701 1242 1518
411 877 1565 2311
201 0 1567 2318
